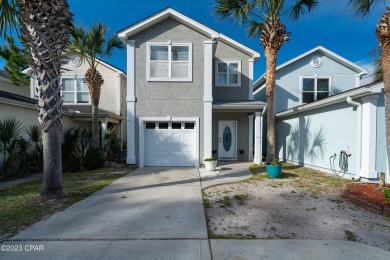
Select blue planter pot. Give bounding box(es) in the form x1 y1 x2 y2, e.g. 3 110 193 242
266 165 282 178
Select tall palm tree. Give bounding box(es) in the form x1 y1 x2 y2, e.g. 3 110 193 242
68 23 123 149
215 0 318 163
349 0 389 179
0 0 73 196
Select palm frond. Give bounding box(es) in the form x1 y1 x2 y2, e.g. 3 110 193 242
288 0 318 21
215 0 252 24
247 19 263 38
348 0 386 16
0 0 19 39
25 125 41 143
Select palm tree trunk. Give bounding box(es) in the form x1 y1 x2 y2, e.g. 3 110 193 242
377 6 390 185
41 126 62 195
92 101 100 149
85 67 104 149
265 47 278 163
382 46 390 182
17 0 73 196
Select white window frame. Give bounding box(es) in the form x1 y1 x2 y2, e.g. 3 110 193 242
146 42 193 82
215 60 242 87
299 75 332 104
61 76 91 104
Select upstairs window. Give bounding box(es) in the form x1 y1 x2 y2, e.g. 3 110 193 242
215 60 241 87
62 77 90 104
147 42 192 81
300 76 331 104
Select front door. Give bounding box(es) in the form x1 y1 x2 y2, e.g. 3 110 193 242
218 121 237 160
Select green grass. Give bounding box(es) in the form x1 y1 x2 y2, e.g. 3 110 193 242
0 166 135 241
344 230 357 241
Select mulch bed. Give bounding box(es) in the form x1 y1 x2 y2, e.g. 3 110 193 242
345 183 390 214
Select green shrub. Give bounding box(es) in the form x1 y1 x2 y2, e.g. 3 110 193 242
62 128 105 172
384 188 390 203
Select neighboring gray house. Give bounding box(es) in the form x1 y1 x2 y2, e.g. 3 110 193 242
254 46 388 182
118 8 265 167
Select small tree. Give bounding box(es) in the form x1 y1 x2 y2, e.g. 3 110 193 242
68 22 123 149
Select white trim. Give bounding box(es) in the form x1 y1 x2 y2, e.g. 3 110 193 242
254 111 262 164
116 73 121 115
360 95 379 179
299 75 332 104
138 117 200 168
248 115 254 161
218 120 237 161
276 82 384 118
146 42 193 82
204 41 214 160
30 75 35 98
118 8 260 59
253 46 368 89
248 59 254 100
126 40 136 164
215 60 241 87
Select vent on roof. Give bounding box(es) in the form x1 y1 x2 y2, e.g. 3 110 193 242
310 56 322 68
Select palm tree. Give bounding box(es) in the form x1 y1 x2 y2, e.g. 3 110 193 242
215 0 318 163
68 23 123 149
0 0 73 196
349 0 389 180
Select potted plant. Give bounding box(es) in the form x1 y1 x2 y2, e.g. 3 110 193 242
204 157 218 171
266 158 282 178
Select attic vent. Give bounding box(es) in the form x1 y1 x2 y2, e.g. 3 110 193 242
310 56 322 68
71 56 82 68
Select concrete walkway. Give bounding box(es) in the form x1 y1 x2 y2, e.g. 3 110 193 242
0 172 42 190
1 164 390 259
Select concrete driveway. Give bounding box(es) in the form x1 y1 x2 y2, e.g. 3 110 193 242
3 167 210 259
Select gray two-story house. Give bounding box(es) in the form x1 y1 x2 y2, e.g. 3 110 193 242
118 8 265 167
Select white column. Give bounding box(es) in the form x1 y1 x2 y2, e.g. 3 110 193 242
203 40 214 160
30 75 35 98
248 114 254 161
248 59 254 100
126 40 136 164
254 112 262 164
115 73 121 115
360 95 379 179
101 120 107 149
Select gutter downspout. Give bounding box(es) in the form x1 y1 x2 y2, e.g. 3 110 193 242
259 107 267 164
346 97 362 180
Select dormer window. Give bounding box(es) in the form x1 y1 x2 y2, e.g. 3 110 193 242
215 60 241 87
300 76 331 104
147 42 192 81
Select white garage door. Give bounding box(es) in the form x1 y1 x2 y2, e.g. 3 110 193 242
144 122 196 166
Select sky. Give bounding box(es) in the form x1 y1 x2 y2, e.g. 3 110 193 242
1 0 389 81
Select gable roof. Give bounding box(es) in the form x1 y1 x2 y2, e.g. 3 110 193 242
22 57 126 77
118 7 260 60
253 46 368 89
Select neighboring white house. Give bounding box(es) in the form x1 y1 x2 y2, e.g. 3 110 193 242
254 46 388 182
118 8 265 167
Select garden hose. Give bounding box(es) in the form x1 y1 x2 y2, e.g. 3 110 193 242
330 150 351 176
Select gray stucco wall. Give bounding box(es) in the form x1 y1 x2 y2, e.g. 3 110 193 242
212 112 250 161
255 51 359 113
0 78 30 97
130 18 207 159
276 101 359 178
213 41 252 101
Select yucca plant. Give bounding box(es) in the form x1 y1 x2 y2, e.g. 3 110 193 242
0 118 23 177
